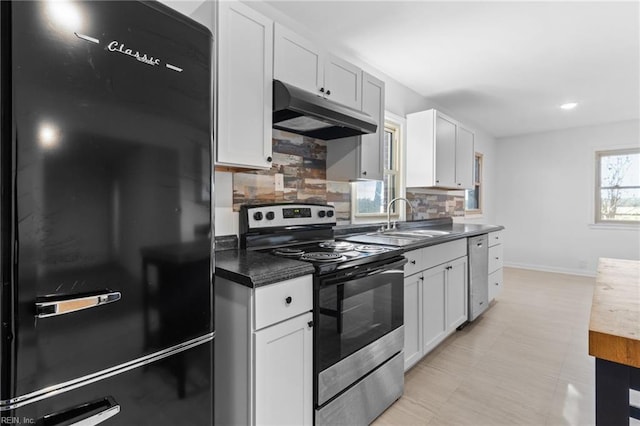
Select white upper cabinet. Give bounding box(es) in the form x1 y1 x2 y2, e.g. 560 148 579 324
456 125 475 189
274 24 362 110
273 23 323 96
406 109 475 189
325 72 385 181
216 1 273 169
358 72 385 180
324 54 362 109
434 114 457 187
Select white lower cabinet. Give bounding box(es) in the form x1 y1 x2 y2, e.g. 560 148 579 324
422 265 447 355
255 312 313 426
402 241 469 372
488 230 504 301
488 268 504 302
215 275 313 425
445 257 468 331
403 274 422 371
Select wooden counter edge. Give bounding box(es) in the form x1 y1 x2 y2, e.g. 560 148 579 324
589 329 640 369
588 258 640 368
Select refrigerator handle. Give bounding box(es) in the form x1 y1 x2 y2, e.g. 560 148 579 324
38 396 120 426
35 290 121 319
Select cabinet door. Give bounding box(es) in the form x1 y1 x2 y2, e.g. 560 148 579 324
274 23 324 96
488 244 504 274
446 257 468 332
324 54 362 109
406 109 436 187
422 265 447 354
358 72 385 180
217 1 273 169
455 125 475 189
434 113 456 187
488 268 503 301
255 312 313 426
404 274 422 371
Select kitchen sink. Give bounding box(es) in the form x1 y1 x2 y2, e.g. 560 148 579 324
341 229 453 247
379 229 451 238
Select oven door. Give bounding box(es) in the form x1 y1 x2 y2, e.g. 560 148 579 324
315 256 406 406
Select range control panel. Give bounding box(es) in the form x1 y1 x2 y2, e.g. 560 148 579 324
242 203 336 230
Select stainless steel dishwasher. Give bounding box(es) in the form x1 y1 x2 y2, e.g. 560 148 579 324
468 234 489 321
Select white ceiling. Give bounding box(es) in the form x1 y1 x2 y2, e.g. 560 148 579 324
264 0 640 138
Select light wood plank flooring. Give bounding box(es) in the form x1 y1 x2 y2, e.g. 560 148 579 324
373 267 603 426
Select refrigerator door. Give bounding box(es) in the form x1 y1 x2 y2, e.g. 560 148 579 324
10 341 213 425
3 1 213 401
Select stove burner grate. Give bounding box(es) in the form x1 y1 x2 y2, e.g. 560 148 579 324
300 252 346 263
318 241 355 251
355 245 387 254
273 247 305 257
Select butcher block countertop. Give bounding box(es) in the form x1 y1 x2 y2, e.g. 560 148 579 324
589 258 640 368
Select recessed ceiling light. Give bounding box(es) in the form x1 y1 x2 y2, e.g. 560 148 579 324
560 102 578 110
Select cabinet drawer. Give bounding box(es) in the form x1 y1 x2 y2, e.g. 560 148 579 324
254 275 313 330
489 230 503 247
488 268 504 301
404 249 424 277
488 244 504 273
422 239 467 270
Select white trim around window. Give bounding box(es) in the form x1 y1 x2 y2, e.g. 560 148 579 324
350 111 406 224
589 145 640 229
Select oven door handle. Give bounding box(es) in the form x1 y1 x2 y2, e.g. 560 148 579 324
324 257 408 286
362 258 408 277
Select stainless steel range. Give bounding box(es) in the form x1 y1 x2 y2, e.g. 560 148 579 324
240 203 406 425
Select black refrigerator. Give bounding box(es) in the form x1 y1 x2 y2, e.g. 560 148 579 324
0 1 214 424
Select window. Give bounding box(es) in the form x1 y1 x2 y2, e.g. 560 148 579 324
354 120 401 218
595 148 640 223
465 153 483 214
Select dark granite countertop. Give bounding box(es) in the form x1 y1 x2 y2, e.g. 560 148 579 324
215 249 314 288
213 220 504 288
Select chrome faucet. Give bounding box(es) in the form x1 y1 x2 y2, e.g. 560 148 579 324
386 197 413 230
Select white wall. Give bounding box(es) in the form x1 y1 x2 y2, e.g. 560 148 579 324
495 119 640 276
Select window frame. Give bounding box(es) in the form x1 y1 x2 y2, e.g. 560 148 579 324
352 116 403 222
594 147 640 225
464 152 483 216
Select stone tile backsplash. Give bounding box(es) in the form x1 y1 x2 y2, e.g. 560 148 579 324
231 130 465 223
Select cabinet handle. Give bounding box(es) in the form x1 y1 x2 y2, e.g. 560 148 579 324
446 266 452 270
362 171 367 176
285 296 292 305
319 87 325 93
495 282 499 286
419 276 424 281
436 180 440 184
457 183 462 186
410 260 416 265
266 156 273 163
308 321 314 328
495 257 499 260
326 90 331 95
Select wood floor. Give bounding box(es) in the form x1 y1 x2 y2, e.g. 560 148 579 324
373 267 606 426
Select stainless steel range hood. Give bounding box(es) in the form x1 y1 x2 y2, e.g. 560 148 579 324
273 80 377 140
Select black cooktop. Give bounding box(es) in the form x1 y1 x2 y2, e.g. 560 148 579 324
268 240 399 275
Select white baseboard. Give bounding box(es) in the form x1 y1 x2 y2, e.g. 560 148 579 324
503 262 596 278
